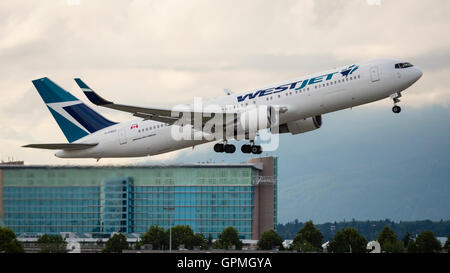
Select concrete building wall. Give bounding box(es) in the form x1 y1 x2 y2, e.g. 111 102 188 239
248 157 276 240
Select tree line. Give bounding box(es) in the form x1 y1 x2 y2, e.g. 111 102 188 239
1 223 448 253
277 219 450 242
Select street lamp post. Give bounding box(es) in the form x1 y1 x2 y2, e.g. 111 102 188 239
164 207 175 253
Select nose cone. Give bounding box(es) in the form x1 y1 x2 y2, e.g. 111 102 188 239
414 67 423 81
405 66 423 87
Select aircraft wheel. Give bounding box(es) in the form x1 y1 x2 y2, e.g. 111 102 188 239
214 143 224 153
392 105 401 114
241 144 252 154
251 145 262 154
224 144 236 154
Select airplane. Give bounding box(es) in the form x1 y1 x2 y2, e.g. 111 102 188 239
23 58 423 159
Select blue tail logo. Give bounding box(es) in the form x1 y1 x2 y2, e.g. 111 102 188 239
32 77 116 143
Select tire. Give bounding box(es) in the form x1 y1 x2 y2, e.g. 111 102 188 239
251 145 262 154
214 143 224 153
241 144 251 153
392 105 401 114
224 144 236 153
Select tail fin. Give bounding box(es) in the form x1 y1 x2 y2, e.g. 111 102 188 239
32 77 116 143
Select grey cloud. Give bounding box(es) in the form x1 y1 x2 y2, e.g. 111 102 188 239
1 0 450 165
410 50 450 71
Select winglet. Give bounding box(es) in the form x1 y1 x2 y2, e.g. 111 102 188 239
74 78 112 106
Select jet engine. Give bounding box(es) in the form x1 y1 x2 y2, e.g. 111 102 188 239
278 115 322 135
238 105 276 132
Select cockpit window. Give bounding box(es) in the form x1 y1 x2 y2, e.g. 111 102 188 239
395 62 414 69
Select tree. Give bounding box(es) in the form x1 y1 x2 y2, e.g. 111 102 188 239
415 231 441 253
377 226 404 253
257 230 283 250
0 227 24 253
191 233 207 250
328 228 367 253
103 233 129 253
382 240 405 253
207 234 213 249
402 232 412 248
292 221 323 252
37 234 67 253
378 227 397 248
171 225 206 250
407 240 418 253
443 236 449 252
213 226 243 250
138 225 169 250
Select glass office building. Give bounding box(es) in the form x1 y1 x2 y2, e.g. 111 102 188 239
0 157 277 240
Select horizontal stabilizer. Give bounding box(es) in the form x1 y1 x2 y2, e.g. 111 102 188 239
23 143 98 150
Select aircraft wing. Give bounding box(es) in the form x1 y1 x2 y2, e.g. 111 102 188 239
74 78 232 125
23 143 98 150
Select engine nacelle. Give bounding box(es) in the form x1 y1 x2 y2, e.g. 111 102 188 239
239 105 275 132
279 115 322 135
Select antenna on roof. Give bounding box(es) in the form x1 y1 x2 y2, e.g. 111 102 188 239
224 88 233 95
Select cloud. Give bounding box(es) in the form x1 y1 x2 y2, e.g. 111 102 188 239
1 0 450 164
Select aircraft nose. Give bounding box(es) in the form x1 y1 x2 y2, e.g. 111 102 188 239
414 67 423 80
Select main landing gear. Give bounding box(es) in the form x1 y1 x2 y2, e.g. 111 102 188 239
214 143 236 154
241 140 262 154
390 92 402 114
214 141 262 154
241 144 262 154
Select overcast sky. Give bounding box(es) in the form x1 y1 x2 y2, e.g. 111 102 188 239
1 0 450 165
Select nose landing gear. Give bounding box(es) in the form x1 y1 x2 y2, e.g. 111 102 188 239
390 92 402 114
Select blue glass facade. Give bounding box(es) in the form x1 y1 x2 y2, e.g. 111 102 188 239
132 185 254 237
0 158 276 239
3 186 101 234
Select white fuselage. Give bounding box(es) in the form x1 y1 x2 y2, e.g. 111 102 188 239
56 58 423 158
